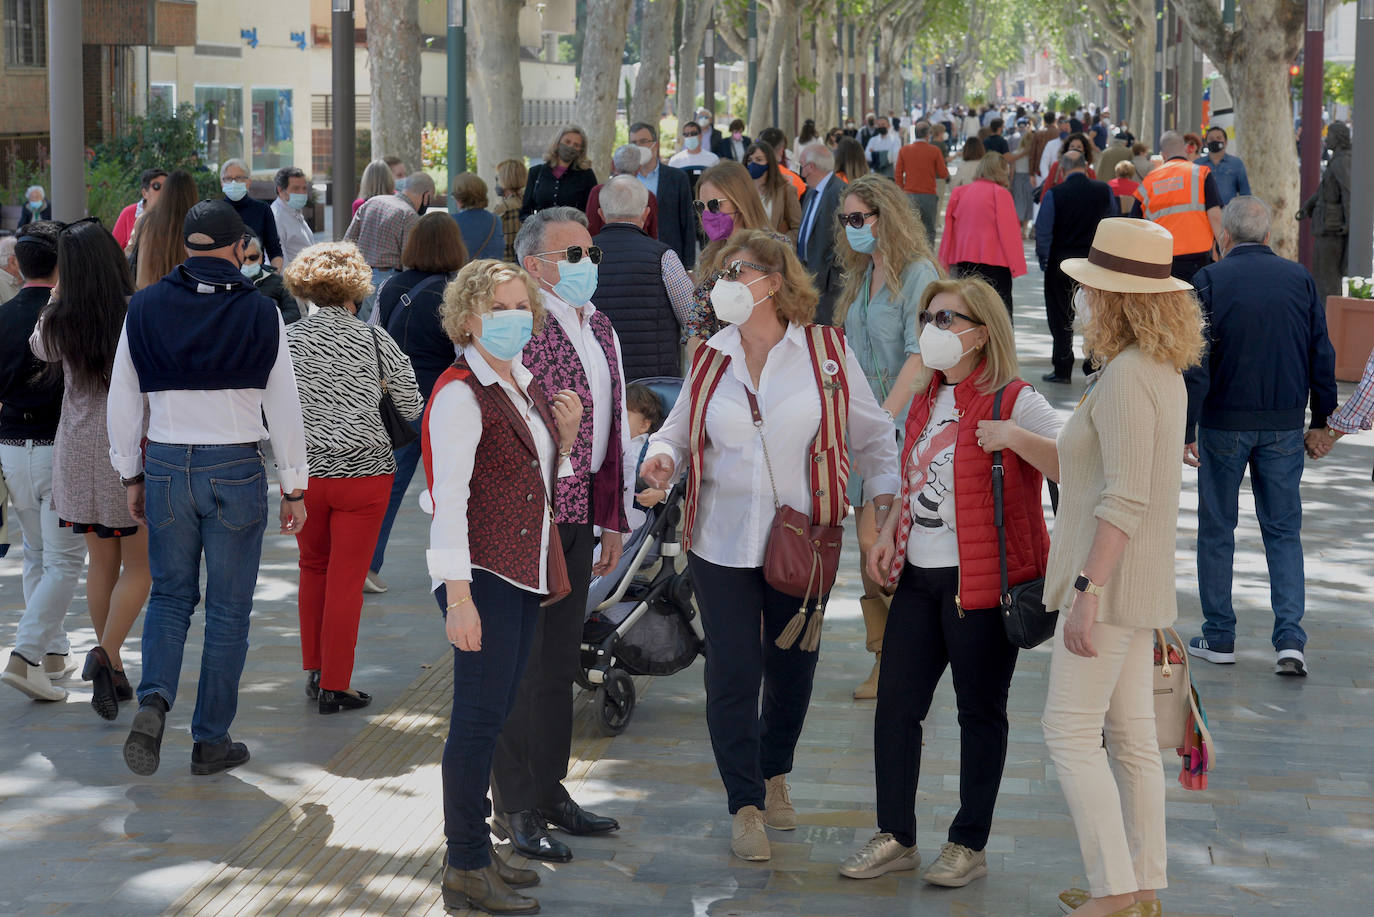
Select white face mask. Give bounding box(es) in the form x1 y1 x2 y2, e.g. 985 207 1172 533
710 276 769 326
1073 288 1091 328
639 144 654 166
918 322 979 371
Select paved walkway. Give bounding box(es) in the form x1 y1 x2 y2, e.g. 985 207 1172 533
2 246 1372 916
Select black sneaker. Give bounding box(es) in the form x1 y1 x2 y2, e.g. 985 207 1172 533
1275 648 1308 677
191 736 251 775
123 695 169 776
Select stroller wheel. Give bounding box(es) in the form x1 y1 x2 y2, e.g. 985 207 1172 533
594 669 636 736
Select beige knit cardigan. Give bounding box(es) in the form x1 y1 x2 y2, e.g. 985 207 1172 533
1044 345 1186 629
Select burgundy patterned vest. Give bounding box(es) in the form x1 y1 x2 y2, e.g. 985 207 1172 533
522 303 629 532
421 359 558 591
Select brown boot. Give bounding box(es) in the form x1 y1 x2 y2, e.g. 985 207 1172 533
854 595 890 699
489 841 541 889
440 862 540 913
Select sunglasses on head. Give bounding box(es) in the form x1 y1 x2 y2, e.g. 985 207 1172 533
837 209 878 229
918 308 984 330
693 199 736 215
57 216 101 234
722 259 770 281
534 245 603 265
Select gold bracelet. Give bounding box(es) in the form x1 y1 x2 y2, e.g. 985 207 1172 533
445 595 472 610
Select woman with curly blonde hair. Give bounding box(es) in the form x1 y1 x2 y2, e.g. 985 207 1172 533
1042 219 1204 917
832 174 942 697
426 258 583 914
520 125 598 219
283 241 422 714
641 229 900 863
684 160 785 346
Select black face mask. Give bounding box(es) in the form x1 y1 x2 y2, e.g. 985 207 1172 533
867 118 875 127
1205 140 1225 154
877 127 888 136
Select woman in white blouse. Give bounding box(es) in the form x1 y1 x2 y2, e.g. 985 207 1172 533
641 230 900 863
424 259 581 915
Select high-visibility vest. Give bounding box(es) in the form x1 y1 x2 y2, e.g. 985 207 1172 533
1134 159 1215 255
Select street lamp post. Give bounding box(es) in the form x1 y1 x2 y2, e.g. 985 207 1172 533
447 0 467 178
1299 0 1325 268
704 17 716 119
1350 0 1374 276
747 0 758 122
47 0 85 220
332 0 356 240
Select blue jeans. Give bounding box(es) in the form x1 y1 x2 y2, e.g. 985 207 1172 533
138 443 268 743
1196 427 1306 651
437 573 541 869
369 415 423 574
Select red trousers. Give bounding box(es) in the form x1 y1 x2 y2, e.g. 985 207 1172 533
296 474 392 691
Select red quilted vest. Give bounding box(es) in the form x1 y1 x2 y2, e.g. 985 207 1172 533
898 371 1050 610
421 359 557 591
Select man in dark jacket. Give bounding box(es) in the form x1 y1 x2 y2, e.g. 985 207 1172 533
796 143 846 325
1298 120 1352 301
1034 152 1115 382
1183 195 1337 678
0 221 86 703
629 121 699 270
592 176 693 379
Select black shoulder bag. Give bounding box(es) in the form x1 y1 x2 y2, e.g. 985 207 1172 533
369 327 419 449
992 385 1058 649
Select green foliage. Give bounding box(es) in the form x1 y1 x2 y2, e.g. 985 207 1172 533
1346 276 1373 300
1323 63 1355 107
1061 91 1082 112
86 159 135 227
84 102 218 221
1 146 49 208
624 76 634 115
422 123 448 171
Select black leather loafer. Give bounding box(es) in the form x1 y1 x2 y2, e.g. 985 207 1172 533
537 797 620 836
319 689 371 714
305 670 320 700
191 736 250 775
492 810 573 862
123 696 168 776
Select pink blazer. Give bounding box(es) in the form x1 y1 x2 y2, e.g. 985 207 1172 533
938 180 1028 277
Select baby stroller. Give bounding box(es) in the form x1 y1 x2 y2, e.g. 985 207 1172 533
578 376 704 736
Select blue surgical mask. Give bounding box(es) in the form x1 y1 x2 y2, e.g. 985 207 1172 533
394 176 409 192
222 181 248 201
845 223 878 254
240 261 263 279
477 309 534 361
26 199 44 211
745 161 769 180
287 192 308 210
552 257 599 305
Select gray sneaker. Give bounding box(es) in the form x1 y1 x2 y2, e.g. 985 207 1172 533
921 841 988 887
839 832 920 879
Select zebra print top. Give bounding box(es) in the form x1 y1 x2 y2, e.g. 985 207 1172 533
286 306 424 478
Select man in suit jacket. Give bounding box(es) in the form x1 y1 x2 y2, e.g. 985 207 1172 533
796 143 846 325
1034 151 1115 382
712 118 751 162
630 121 700 271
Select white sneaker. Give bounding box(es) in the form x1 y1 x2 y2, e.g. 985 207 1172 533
1276 648 1307 677
839 832 920 879
363 570 388 594
2 652 68 702
44 653 77 680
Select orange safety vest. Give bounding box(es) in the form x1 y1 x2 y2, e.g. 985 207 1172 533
1134 159 1215 255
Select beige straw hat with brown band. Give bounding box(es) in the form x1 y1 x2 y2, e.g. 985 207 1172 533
1060 218 1196 294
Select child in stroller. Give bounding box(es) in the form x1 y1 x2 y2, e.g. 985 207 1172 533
579 377 704 736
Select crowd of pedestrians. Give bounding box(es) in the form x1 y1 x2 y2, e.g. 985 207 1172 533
0 96 1366 917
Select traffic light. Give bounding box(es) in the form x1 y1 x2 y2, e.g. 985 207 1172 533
1289 63 1300 77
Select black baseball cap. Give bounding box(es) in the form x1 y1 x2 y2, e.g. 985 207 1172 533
184 199 246 252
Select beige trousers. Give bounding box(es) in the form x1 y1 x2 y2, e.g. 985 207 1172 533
1042 617 1168 897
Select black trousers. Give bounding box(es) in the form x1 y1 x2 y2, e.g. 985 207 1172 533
1044 260 1079 378
490 521 596 814
953 262 1014 318
688 553 821 813
874 564 1019 851
1170 251 1212 286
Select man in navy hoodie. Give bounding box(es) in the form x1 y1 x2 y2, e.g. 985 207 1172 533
1183 195 1337 678
107 200 309 776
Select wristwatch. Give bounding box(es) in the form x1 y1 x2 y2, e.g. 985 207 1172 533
1325 427 1340 439
120 473 145 487
1073 573 1104 597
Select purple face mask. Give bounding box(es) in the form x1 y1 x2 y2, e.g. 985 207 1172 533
701 209 736 241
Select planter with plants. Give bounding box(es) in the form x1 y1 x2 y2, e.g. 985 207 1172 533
1328 277 1374 382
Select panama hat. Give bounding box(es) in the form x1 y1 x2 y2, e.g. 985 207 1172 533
1060 218 1194 294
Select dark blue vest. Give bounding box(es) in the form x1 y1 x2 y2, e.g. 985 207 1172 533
591 222 680 380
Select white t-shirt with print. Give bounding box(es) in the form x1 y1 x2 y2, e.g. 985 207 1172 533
904 383 1062 568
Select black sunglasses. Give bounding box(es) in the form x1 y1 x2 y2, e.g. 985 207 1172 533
918 308 984 330
837 209 879 229
722 260 770 281
148 180 164 191
534 245 603 266
694 199 737 215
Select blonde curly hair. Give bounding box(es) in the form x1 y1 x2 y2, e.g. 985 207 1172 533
834 174 941 324
1080 286 1206 372
714 229 819 326
441 259 545 346
283 241 373 308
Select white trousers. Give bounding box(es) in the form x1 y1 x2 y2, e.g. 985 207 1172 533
1042 617 1168 897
